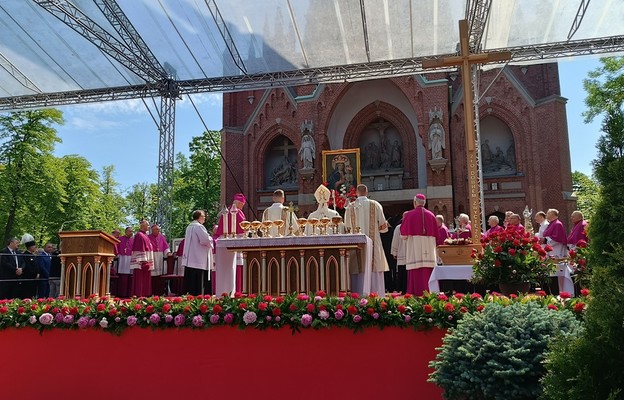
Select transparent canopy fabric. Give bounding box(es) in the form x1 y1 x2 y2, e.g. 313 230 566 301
0 0 622 99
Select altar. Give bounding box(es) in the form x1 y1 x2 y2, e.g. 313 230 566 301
216 234 372 296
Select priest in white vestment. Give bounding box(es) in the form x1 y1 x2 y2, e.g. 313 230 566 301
344 184 388 295
305 185 343 235
262 189 299 237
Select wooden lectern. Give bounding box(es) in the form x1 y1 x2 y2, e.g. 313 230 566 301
58 230 119 298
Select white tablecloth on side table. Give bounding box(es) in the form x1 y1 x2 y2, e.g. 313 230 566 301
428 263 575 295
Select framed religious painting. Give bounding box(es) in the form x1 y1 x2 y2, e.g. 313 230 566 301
322 148 361 194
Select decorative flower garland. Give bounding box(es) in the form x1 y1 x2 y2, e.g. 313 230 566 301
0 290 590 335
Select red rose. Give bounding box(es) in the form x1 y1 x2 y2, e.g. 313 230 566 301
494 259 502 267
338 292 346 298
573 302 585 313
187 295 195 301
289 304 297 312
272 307 281 316
569 249 577 258
347 305 358 315
443 303 455 313
578 258 587 266
97 304 106 312
173 297 182 303
145 305 155 314
547 304 558 311
249 294 257 299
316 290 326 298
152 295 160 301
538 249 547 257
258 302 268 311
52 307 59 314
306 304 315 313
580 289 590 296
134 304 142 311
380 301 387 310
576 239 588 248
109 308 118 317
319 305 327 311
0 306 8 314
234 292 243 299
559 291 571 299
276 296 284 304
544 245 553 252
366 307 375 315
513 239 520 246
509 294 517 299
460 306 468 313
199 304 208 314
404 293 413 299
263 295 273 302
470 293 482 300
453 293 465 299
508 248 517 256
162 303 171 313
61 306 69 315
397 305 406 314
213 304 223 314
183 305 191 314
423 304 433 314
238 303 247 310
43 305 50 312
83 307 91 315
536 290 547 297
493 246 503 253
369 292 378 298
29 304 37 311
476 305 485 312
470 253 477 259
349 292 360 299
336 304 343 310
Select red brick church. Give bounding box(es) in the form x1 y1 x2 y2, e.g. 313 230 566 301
221 64 575 228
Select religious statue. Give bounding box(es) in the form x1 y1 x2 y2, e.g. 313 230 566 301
522 205 534 235
390 140 402 167
428 108 445 160
299 120 315 169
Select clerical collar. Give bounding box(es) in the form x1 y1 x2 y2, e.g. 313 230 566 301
271 202 282 207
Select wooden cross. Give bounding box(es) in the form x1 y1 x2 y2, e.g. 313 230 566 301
422 19 511 245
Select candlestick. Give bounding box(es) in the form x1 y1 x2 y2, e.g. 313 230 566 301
222 206 229 238
230 205 237 238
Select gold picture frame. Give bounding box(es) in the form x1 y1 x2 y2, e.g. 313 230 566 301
322 148 361 192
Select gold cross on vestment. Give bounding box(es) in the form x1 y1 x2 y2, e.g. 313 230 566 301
422 19 511 245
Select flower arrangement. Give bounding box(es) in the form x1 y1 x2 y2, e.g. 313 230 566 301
324 181 356 210
0 289 588 335
472 227 556 285
569 239 591 288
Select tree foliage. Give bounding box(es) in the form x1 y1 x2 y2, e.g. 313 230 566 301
571 171 600 220
583 56 624 123
124 182 158 226
170 130 222 238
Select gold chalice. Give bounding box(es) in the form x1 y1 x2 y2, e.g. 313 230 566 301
250 220 262 239
331 216 343 234
273 219 285 237
261 220 273 238
297 218 307 236
239 221 251 238
319 217 331 235
308 218 320 236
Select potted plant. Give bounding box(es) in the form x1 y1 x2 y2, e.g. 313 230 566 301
472 227 555 295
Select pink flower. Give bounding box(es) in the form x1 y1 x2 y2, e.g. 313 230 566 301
192 315 204 327
353 315 362 323
38 313 53 325
224 313 234 324
174 314 185 326
242 311 257 325
63 314 74 324
301 314 313 327
164 314 173 323
77 317 89 329
318 310 329 320
404 315 412 323
149 313 161 325
209 314 220 324
334 309 345 320
99 318 108 328
127 316 138 326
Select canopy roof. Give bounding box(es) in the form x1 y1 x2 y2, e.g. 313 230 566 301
0 0 623 111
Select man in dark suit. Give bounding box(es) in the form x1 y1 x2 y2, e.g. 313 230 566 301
0 238 23 299
36 242 54 298
19 239 40 299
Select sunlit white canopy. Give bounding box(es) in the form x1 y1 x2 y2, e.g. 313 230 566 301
0 0 622 109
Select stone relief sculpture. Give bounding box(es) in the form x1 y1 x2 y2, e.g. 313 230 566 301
270 155 298 186
428 107 445 160
481 139 517 176
360 118 402 171
299 120 315 169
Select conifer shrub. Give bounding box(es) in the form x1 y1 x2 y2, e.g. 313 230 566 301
429 302 581 400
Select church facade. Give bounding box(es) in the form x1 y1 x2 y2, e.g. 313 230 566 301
221 63 576 228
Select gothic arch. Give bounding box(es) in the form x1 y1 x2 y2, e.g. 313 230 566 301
343 101 419 186
255 125 300 191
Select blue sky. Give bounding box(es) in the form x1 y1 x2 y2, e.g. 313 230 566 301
53 57 604 191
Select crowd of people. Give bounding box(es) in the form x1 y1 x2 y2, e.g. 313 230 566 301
1 184 589 300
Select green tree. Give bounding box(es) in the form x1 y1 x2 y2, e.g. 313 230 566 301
0 109 63 242
94 165 127 233
583 56 624 123
170 130 222 238
571 171 600 220
124 182 158 226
